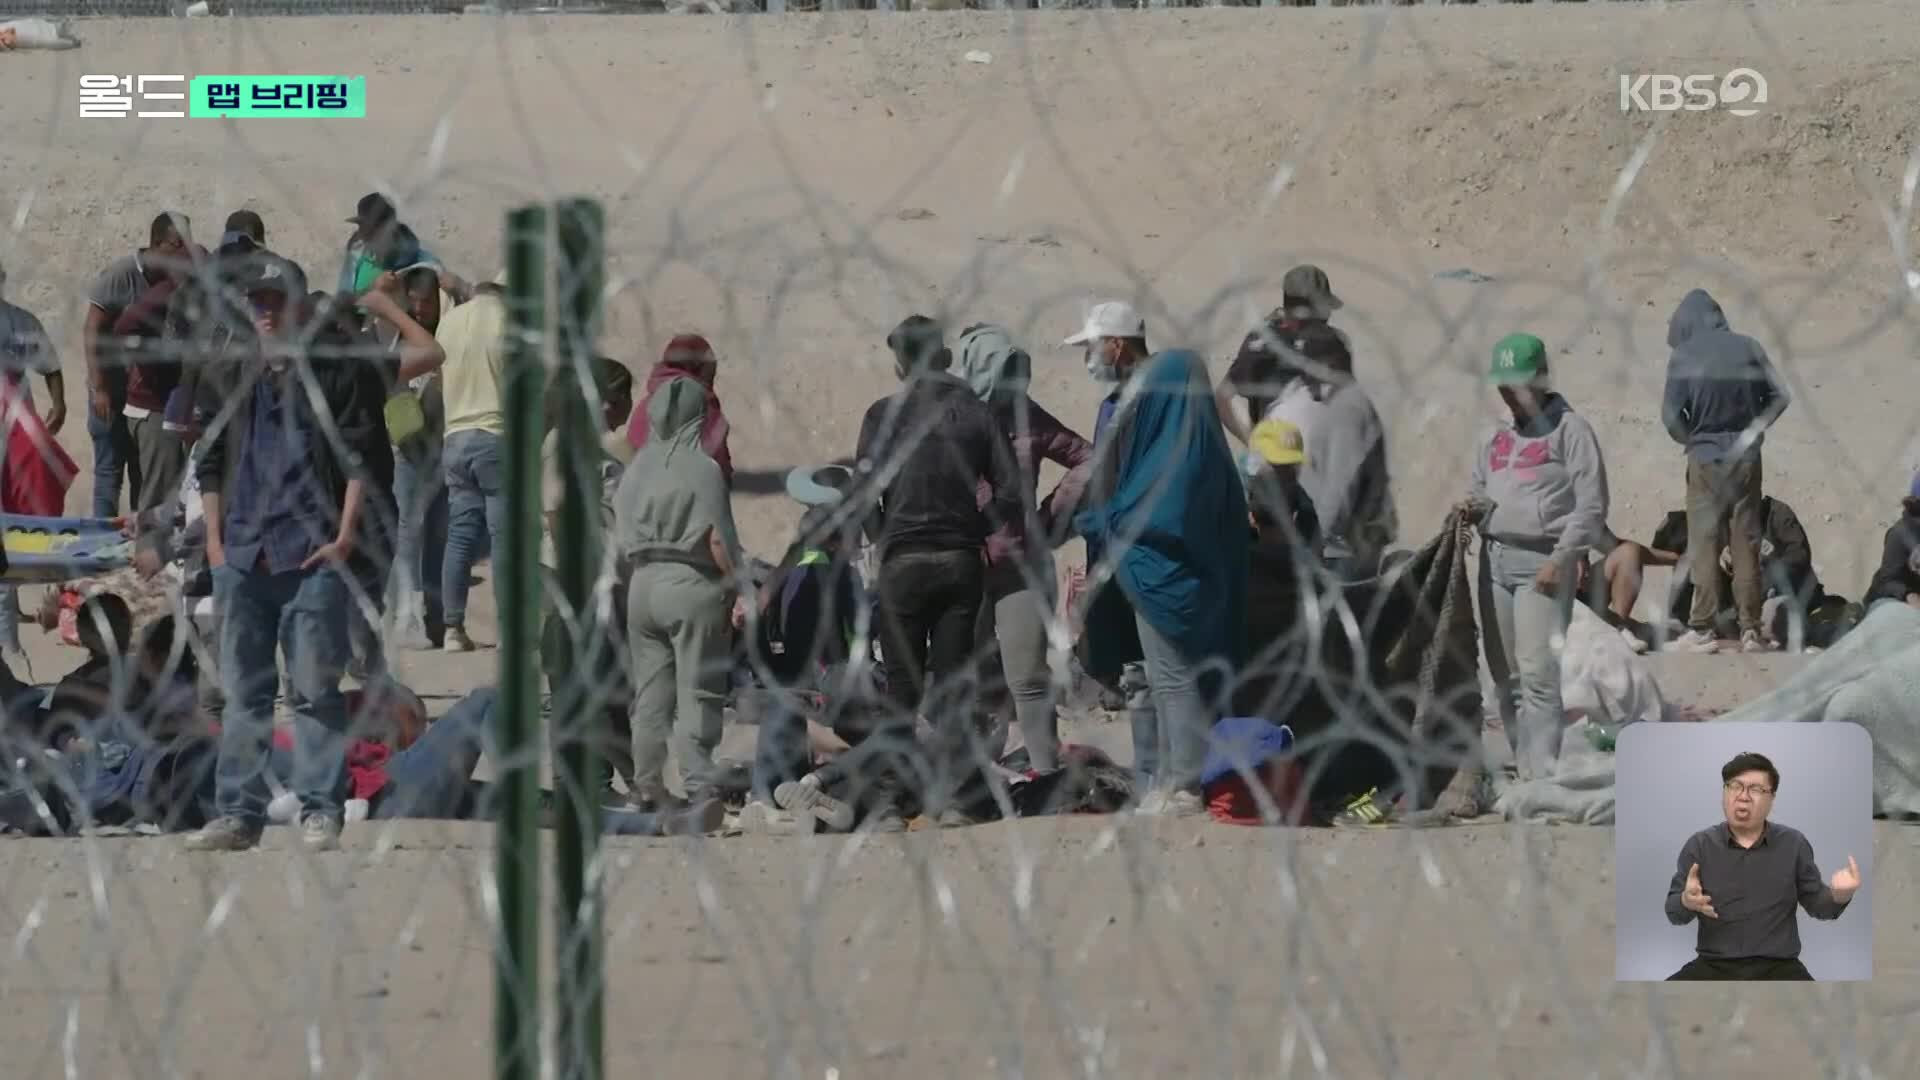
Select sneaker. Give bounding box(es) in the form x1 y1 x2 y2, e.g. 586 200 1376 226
1740 630 1774 654
1618 627 1650 655
1667 628 1719 655
774 774 856 832
185 815 262 852
860 806 907 834
443 626 478 653
1330 788 1395 828
664 795 726 836
301 814 343 852
737 798 813 836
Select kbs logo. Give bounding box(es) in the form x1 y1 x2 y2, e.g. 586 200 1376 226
1618 69 1768 117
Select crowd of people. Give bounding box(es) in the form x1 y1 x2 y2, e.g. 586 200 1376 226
0 196 1905 845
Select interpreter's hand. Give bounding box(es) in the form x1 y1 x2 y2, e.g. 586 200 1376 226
133 545 163 580
1681 863 1718 918
1532 559 1562 596
301 537 355 571
1830 855 1862 902
89 385 112 421
44 400 66 435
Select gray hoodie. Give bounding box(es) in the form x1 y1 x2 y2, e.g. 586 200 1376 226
1470 393 1611 558
1661 289 1789 463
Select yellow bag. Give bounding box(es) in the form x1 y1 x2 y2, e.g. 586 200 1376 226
384 390 427 447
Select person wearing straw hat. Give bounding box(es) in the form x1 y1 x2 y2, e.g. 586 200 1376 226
1457 332 1611 784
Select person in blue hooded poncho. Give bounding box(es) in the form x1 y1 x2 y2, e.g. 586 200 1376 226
1067 306 1248 817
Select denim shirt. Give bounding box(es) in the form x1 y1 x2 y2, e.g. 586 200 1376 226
222 373 333 574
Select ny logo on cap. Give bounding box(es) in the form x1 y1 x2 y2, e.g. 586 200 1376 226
1498 348 1516 368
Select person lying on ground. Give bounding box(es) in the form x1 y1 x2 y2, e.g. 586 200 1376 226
1866 474 1920 611
626 333 733 484
1457 333 1610 785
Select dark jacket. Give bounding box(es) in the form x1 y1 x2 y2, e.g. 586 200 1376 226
193 329 388 583
1652 495 1818 618
1867 502 1920 607
852 371 1020 559
1661 289 1789 463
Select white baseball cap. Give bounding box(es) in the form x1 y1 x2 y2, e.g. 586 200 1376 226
1062 301 1145 346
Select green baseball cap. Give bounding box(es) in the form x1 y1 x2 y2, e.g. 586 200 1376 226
1488 333 1547 385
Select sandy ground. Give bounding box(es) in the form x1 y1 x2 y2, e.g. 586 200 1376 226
2 3 1919 1076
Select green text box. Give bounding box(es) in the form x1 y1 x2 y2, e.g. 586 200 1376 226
190 76 365 119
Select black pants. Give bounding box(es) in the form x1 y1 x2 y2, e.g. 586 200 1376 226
875 547 986 810
1667 955 1813 981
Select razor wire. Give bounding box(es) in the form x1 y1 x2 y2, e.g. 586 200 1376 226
1 4 1919 1079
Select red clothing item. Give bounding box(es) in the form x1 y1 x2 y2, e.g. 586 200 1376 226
113 278 182 412
1203 760 1309 826
978 397 1093 568
626 360 733 482
269 728 393 801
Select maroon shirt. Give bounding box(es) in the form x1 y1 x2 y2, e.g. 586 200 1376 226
978 397 1093 575
113 278 184 413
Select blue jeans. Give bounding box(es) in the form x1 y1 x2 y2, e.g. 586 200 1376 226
88 400 132 518
442 429 505 628
374 687 495 818
394 438 448 630
213 564 352 824
1131 613 1214 793
749 688 812 803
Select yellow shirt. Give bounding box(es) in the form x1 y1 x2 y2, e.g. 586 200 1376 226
436 291 507 437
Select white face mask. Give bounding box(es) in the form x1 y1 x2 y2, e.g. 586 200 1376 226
1084 344 1121 384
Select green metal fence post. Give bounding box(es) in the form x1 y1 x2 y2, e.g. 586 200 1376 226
552 197 607 1080
495 203 550 1080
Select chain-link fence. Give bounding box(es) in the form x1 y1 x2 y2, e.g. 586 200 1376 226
2 3 1919 1077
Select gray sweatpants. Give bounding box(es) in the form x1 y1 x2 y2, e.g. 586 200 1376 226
990 586 1060 772
1478 540 1575 783
626 561 731 800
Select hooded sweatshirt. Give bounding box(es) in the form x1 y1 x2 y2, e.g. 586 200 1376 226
1867 499 1920 607
1661 289 1789 463
852 367 1020 560
611 377 739 575
1469 392 1611 558
626 359 733 483
954 324 1094 585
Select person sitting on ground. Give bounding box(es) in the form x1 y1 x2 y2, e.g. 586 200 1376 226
1866 474 1920 611
1568 534 1684 655
626 333 734 485
41 593 137 749
736 503 869 834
